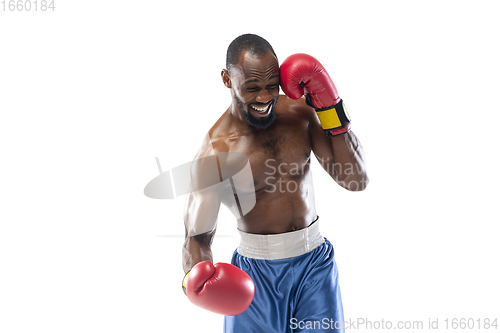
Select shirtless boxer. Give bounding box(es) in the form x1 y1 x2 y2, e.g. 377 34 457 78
181 34 368 332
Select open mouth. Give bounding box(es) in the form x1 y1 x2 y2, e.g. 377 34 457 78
250 103 271 117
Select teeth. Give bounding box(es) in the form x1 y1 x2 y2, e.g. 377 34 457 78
252 104 270 113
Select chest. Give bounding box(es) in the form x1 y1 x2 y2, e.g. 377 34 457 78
227 117 312 185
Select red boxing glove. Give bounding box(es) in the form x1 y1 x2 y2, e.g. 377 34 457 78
182 261 254 316
280 53 351 137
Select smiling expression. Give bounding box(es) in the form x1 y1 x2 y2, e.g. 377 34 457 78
223 50 280 128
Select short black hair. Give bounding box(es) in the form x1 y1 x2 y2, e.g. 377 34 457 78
226 34 277 74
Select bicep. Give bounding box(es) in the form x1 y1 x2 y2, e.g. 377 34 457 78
184 152 224 237
184 182 223 237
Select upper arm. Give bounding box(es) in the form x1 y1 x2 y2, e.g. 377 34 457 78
183 134 254 237
183 142 225 237
184 185 222 237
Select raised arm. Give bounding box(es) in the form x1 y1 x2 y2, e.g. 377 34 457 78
310 119 368 191
280 53 369 191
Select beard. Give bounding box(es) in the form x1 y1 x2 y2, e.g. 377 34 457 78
233 92 277 129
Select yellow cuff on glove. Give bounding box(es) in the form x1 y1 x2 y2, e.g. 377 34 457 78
316 101 350 130
182 271 191 295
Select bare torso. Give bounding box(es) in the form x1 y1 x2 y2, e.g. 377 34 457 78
207 95 317 234
183 47 367 272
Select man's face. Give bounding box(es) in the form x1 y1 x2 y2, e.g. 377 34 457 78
225 50 280 128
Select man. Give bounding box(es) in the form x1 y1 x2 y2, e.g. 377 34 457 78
181 34 368 332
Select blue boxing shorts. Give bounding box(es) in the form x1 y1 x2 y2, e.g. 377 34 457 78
224 218 344 332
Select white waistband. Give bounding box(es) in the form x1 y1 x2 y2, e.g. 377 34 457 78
237 219 324 260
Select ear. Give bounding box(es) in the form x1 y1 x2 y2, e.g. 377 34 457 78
221 69 232 88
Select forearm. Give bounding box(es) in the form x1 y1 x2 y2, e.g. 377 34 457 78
329 131 368 191
182 231 214 273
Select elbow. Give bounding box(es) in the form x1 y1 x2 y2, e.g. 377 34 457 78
337 173 369 191
354 176 369 191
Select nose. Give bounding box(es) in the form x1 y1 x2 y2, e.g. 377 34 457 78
255 89 272 104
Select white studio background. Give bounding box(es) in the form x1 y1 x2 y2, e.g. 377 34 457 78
1 1 499 332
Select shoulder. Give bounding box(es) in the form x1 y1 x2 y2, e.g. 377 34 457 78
276 94 316 121
275 94 317 133
197 111 231 158
191 113 247 186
